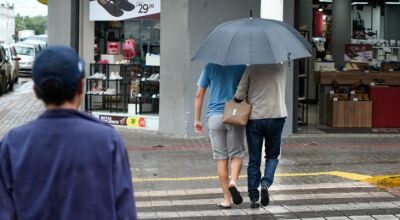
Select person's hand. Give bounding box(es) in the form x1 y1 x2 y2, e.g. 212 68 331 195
194 120 204 135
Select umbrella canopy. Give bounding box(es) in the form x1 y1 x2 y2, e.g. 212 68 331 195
191 18 312 65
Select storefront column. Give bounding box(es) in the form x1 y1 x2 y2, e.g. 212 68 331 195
332 0 352 68
283 0 294 136
297 0 316 102
159 0 261 136
78 1 94 73
48 0 80 48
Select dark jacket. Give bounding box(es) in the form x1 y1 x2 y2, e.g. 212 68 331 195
0 109 136 220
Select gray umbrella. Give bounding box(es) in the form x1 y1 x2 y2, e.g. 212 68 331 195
191 17 312 65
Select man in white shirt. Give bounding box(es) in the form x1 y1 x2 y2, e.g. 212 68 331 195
234 63 287 208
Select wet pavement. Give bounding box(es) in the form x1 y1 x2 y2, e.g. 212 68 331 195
0 79 399 219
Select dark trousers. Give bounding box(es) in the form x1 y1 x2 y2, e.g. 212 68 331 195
246 118 285 202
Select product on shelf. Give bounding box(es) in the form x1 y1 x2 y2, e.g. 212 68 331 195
109 72 123 80
147 73 160 81
104 88 117 95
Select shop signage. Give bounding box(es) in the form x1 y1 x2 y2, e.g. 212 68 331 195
99 115 145 127
90 0 160 21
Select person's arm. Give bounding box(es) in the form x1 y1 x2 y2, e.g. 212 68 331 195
194 66 210 135
194 87 207 135
234 68 250 102
0 136 17 220
113 134 137 220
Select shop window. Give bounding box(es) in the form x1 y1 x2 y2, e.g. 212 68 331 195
86 19 160 116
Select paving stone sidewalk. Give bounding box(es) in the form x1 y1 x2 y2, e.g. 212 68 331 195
1 80 400 219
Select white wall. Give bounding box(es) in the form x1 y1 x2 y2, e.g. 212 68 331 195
261 0 283 20
0 5 15 44
354 6 383 39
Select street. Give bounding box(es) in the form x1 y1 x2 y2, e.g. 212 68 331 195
1 79 400 219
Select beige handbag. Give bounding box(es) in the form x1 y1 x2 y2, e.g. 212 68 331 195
222 99 252 127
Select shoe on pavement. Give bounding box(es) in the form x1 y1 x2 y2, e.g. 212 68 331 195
228 186 243 205
261 186 269 207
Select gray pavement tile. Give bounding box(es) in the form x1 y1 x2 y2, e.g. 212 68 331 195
348 216 375 220
177 211 202 218
198 210 225 217
366 210 392 216
384 209 400 215
266 205 291 214
300 218 325 220
137 207 156 213
137 212 157 219
272 213 300 219
155 211 180 218
178 218 205 220
325 217 351 220
372 215 400 220
289 212 327 219
250 215 277 220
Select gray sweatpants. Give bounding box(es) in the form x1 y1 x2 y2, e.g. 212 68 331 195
208 114 246 160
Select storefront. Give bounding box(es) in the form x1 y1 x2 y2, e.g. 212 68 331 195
86 0 161 130
294 0 400 133
48 0 263 136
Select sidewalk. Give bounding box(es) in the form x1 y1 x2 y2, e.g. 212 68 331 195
1 79 400 219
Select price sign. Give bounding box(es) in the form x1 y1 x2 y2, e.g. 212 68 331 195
127 116 146 127
99 115 145 128
90 0 160 21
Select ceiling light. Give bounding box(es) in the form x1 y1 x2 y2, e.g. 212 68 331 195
351 2 369 5
386 1 400 4
319 0 332 2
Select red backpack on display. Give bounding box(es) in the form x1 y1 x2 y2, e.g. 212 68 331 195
122 39 136 59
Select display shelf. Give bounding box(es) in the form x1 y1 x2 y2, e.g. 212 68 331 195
317 71 400 85
85 63 132 113
134 96 159 114
85 63 160 115
297 30 310 126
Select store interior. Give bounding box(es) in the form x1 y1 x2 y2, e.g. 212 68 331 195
294 0 400 134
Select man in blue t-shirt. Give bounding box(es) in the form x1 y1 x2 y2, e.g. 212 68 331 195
194 63 246 208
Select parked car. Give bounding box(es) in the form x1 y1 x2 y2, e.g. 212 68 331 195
23 39 47 51
26 34 48 44
2 44 20 89
12 43 38 76
0 45 12 95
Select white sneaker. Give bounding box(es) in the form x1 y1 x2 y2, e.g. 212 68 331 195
104 88 116 95
89 72 100 79
115 72 123 80
108 72 115 80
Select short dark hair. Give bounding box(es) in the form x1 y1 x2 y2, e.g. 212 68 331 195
35 74 84 106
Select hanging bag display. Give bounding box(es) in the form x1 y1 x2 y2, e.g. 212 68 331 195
122 39 136 59
352 12 366 39
222 99 252 127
